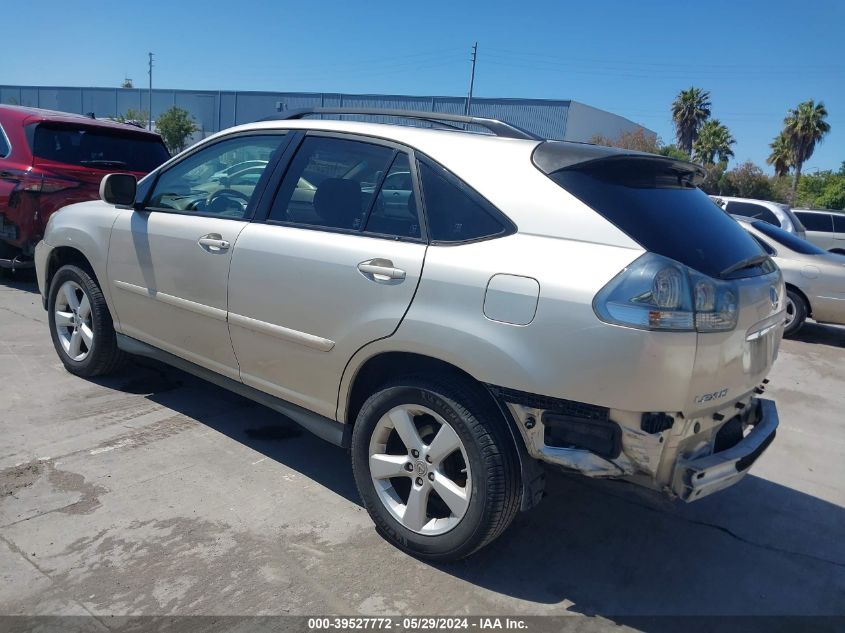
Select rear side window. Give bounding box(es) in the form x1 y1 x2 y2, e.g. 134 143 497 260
725 201 779 226
752 220 826 255
547 166 768 279
832 214 845 233
795 212 833 232
418 161 510 243
0 124 9 158
28 122 170 172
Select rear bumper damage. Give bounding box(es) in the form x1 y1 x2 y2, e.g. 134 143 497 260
671 398 777 501
492 385 778 502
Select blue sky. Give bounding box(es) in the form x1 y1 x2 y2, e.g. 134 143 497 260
4 0 843 172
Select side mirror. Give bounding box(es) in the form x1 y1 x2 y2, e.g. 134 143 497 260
99 173 137 207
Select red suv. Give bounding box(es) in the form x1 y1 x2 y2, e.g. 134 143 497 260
0 105 170 271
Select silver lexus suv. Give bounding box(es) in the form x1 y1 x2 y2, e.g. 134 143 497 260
35 108 783 560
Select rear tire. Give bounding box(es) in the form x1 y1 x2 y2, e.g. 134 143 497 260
351 376 521 561
48 264 126 377
783 288 808 337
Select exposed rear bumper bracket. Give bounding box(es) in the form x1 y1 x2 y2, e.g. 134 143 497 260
672 398 778 502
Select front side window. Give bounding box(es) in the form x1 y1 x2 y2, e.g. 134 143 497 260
418 161 509 243
726 201 780 226
269 136 394 231
147 134 286 219
795 212 833 232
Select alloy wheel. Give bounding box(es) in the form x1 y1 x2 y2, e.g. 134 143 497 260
368 405 471 535
54 280 94 362
784 296 796 328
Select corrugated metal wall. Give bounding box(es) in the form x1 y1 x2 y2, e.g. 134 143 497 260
0 85 650 142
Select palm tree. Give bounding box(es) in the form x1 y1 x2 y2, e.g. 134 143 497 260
692 119 735 166
766 132 792 178
783 100 830 201
671 87 712 156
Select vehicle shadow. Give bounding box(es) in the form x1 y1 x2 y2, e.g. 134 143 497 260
90 359 845 619
0 272 39 294
789 321 845 348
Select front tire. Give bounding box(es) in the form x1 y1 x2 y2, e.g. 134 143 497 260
351 377 521 560
783 288 808 337
48 264 126 377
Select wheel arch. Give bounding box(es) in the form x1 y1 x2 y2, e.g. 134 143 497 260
341 350 545 511
46 246 99 292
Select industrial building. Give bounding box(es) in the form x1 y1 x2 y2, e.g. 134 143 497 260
0 85 654 143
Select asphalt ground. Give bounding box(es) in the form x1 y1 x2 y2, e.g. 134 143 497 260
1 275 843 631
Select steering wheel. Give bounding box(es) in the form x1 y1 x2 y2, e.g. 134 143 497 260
206 188 250 213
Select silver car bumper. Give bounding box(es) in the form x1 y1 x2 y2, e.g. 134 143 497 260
670 398 778 501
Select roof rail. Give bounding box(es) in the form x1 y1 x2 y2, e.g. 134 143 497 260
260 107 542 141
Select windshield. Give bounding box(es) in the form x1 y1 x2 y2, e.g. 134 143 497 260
547 165 769 279
752 220 827 255
29 122 170 173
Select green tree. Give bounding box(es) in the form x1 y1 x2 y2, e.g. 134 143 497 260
671 87 712 156
590 127 661 153
155 107 198 153
658 144 690 161
699 163 727 195
783 100 831 202
766 131 792 177
692 119 735 166
114 108 149 128
723 161 772 199
795 169 845 210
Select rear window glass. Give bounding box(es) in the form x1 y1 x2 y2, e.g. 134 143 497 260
548 167 768 278
795 212 833 232
725 201 780 226
752 220 827 255
29 123 170 173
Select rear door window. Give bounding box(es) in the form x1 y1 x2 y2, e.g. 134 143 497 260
832 214 845 234
418 161 511 243
364 153 422 239
28 122 170 172
752 220 826 255
725 201 780 226
269 136 394 231
795 212 833 232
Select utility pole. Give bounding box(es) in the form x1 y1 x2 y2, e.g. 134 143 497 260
465 42 477 116
147 52 154 130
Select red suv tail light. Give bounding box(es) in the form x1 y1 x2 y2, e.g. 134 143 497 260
21 173 80 194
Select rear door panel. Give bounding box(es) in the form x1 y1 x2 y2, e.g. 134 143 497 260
228 225 425 419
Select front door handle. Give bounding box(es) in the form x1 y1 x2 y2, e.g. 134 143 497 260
198 234 230 252
358 259 406 281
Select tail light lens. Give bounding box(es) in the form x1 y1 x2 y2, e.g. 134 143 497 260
594 253 739 332
21 174 80 194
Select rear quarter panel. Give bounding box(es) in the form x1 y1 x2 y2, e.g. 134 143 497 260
338 233 705 421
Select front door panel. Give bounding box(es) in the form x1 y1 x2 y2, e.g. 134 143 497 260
108 211 246 379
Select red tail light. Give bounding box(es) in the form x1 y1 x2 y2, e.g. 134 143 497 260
21 174 80 194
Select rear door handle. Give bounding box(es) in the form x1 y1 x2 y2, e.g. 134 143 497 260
198 234 230 252
358 259 406 281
